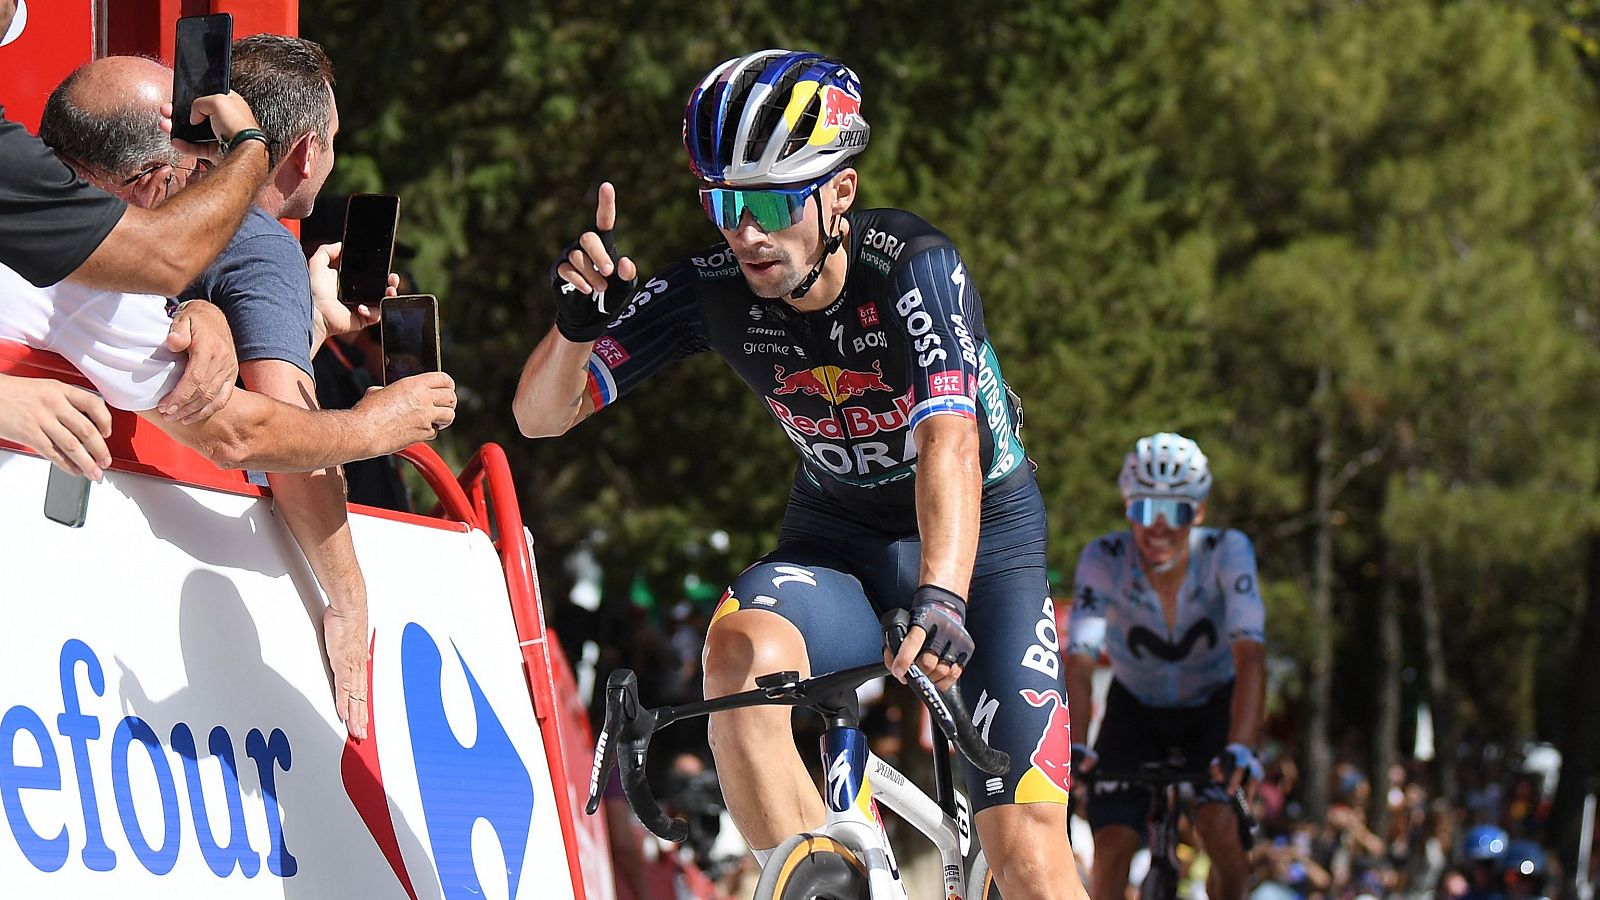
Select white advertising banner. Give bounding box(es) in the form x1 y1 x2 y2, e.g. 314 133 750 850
0 449 576 899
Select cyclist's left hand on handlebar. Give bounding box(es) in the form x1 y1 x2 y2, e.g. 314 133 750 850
1211 742 1264 795
887 584 974 692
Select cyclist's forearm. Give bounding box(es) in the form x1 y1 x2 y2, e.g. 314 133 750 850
1065 654 1096 745
913 418 980 593
514 325 595 438
1228 640 1267 746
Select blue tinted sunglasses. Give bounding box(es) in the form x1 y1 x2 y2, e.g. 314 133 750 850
698 173 832 232
1126 497 1197 528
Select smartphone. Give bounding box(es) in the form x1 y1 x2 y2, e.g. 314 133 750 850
171 14 234 144
339 194 401 307
381 294 441 385
43 466 92 528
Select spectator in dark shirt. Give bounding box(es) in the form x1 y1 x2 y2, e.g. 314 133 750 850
0 0 266 473
33 53 458 739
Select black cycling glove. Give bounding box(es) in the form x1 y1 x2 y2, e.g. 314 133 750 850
909 584 975 667
551 228 638 343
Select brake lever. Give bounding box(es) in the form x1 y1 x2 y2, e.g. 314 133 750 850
585 668 636 815
880 609 1010 776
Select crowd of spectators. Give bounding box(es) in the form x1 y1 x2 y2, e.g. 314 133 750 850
0 5 454 738
1240 744 1570 900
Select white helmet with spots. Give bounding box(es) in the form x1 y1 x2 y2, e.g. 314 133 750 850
1118 432 1212 501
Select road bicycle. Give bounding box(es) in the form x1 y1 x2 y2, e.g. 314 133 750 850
1079 751 1256 900
587 610 1011 900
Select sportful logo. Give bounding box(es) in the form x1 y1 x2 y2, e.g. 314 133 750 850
342 623 536 900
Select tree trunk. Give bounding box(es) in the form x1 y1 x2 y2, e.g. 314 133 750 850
1415 541 1457 807
1370 537 1402 836
1551 529 1600 885
1305 363 1335 822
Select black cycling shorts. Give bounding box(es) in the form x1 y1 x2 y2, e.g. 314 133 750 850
1086 678 1234 835
710 465 1072 812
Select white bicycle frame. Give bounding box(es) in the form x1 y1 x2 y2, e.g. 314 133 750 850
786 724 989 900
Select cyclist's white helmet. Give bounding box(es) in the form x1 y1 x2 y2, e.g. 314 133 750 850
683 49 870 186
1118 432 1212 501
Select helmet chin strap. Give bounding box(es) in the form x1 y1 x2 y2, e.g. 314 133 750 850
787 206 844 301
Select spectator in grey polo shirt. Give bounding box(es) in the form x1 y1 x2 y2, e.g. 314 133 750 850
39 51 455 741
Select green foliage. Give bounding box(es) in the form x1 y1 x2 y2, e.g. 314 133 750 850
302 0 1600 743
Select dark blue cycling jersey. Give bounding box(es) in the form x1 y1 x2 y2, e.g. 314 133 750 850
580 207 1070 809
583 208 1027 525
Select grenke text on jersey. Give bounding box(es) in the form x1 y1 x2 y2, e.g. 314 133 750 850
765 389 916 440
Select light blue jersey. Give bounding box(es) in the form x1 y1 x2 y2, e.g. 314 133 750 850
1067 528 1265 708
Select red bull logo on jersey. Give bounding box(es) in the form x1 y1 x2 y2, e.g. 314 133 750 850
1014 688 1072 804
772 361 893 404
766 388 914 440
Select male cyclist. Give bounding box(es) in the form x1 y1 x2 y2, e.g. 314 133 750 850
1065 432 1266 900
514 49 1087 900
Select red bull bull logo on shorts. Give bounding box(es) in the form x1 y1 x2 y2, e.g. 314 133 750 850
1013 688 1072 804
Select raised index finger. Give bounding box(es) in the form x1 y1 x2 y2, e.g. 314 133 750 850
595 182 618 232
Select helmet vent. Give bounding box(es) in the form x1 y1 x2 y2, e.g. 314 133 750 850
719 67 765 167
750 61 813 166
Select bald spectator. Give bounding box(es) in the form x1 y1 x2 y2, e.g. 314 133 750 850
0 0 263 476
1 55 460 738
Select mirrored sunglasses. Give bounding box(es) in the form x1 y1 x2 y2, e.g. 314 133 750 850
1126 497 1197 528
698 173 832 232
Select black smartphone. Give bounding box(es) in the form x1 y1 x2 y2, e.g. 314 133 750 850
171 14 234 144
43 466 92 528
381 294 441 385
339 193 401 307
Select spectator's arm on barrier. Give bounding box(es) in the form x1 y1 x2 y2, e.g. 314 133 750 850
0 374 113 479
243 357 370 740
136 371 456 471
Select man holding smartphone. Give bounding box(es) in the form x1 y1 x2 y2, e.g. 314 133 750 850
0 0 267 481
20 53 460 740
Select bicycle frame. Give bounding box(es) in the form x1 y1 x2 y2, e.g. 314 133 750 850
813 721 975 900
589 612 1009 900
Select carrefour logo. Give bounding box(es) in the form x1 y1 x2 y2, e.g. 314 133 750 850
1 626 536 897
0 639 297 877
343 623 535 900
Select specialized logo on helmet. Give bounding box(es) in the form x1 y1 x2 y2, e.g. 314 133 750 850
772 362 893 404
783 81 865 148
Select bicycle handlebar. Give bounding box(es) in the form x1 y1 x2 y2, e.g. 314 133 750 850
1076 764 1259 852
884 609 1011 778
585 610 1010 841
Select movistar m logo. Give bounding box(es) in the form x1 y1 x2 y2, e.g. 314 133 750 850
1126 619 1217 662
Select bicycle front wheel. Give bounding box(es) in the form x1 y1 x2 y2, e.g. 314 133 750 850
753 832 870 900
966 850 1005 900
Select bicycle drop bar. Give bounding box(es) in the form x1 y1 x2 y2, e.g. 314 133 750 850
585 610 1010 841
1077 767 1259 851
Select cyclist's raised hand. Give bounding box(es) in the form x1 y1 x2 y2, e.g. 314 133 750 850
888 584 973 692
552 182 639 342
1211 742 1263 797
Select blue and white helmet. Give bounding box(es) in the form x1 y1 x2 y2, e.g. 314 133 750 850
1118 432 1213 501
683 49 870 186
